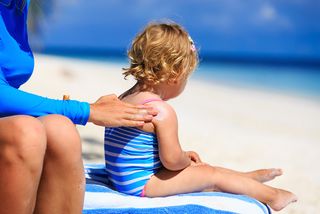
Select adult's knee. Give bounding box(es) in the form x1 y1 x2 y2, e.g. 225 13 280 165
0 116 46 168
39 115 82 162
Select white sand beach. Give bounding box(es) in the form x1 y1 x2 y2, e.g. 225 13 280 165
22 54 320 213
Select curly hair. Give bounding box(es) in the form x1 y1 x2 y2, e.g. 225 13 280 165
123 22 198 85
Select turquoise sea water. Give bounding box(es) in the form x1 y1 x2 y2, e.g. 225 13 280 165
42 53 320 100
194 62 320 100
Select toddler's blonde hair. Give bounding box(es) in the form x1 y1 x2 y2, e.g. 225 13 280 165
123 22 198 85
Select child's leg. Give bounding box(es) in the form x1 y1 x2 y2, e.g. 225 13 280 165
213 167 283 183
145 165 297 211
201 167 282 192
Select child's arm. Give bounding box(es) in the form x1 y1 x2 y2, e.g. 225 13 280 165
152 101 191 171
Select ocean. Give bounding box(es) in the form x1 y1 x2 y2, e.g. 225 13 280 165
194 62 320 100
40 51 320 100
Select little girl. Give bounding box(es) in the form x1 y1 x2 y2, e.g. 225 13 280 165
104 22 297 211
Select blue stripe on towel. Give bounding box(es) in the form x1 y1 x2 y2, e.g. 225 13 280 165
83 205 237 214
84 164 271 214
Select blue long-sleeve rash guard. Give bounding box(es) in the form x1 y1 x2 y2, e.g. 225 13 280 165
0 0 90 125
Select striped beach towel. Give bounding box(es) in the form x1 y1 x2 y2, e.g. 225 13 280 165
84 164 271 214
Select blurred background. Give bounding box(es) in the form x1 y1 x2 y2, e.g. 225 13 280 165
28 0 320 98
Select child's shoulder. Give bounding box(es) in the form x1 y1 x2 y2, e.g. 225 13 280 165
120 92 177 133
141 99 177 127
122 92 177 125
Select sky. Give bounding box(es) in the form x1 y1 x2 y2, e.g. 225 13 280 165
32 0 320 60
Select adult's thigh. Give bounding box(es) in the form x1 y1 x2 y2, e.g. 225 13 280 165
0 115 47 214
38 114 82 162
0 115 46 165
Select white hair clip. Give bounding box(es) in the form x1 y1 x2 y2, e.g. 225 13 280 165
188 36 196 52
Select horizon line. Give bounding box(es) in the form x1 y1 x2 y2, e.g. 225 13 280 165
34 46 320 69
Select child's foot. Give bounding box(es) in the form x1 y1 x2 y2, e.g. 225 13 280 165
269 189 298 211
246 168 283 183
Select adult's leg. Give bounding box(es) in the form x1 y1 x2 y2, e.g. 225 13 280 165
0 116 47 214
145 165 297 211
34 115 84 214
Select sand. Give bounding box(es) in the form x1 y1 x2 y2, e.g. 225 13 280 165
22 54 320 213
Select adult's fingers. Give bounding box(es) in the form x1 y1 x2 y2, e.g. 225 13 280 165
137 105 159 116
123 112 153 121
120 119 145 127
122 104 156 121
124 104 158 116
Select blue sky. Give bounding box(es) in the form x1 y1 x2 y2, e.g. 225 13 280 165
34 0 320 60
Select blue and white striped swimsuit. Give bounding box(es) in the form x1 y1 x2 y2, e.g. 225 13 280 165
104 126 162 196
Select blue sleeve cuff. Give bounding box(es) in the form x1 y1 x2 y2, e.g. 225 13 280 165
0 82 91 126
79 101 90 126
59 99 91 125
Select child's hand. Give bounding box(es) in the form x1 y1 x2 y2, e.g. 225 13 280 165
186 151 202 164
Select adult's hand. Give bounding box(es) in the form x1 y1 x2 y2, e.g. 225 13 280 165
88 94 158 127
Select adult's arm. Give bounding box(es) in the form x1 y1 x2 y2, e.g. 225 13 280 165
0 75 157 127
0 77 90 125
